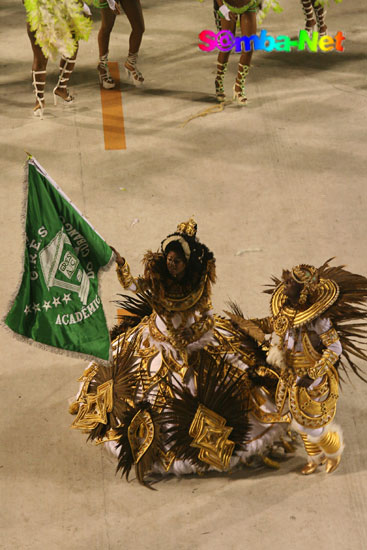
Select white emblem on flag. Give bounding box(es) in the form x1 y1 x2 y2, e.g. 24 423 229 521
39 229 90 305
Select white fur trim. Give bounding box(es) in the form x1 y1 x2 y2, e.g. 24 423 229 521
266 345 287 370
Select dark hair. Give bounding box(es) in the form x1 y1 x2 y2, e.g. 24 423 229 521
164 240 187 262
161 233 214 287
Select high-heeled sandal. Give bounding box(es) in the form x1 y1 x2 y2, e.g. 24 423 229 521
215 61 228 103
32 70 46 118
53 56 76 105
233 63 249 106
97 53 116 89
124 53 144 86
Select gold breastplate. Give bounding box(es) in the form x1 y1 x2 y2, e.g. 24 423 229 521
286 332 322 374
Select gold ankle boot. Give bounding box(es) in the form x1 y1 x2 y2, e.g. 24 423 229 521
317 427 344 474
300 433 323 475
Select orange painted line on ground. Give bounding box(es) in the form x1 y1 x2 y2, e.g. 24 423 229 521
100 62 126 150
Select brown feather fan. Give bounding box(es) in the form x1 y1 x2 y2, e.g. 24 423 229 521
110 292 153 341
223 300 269 368
317 259 367 382
263 275 281 295
162 351 251 471
87 334 139 442
224 311 265 344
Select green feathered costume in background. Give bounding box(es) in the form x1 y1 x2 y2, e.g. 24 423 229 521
24 0 93 59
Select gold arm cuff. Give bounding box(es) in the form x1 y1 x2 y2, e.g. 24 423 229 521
320 327 339 347
116 260 135 289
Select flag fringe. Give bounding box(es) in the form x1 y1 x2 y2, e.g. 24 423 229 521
1 159 31 328
1 321 112 366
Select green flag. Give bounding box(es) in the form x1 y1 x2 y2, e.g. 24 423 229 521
5 158 113 361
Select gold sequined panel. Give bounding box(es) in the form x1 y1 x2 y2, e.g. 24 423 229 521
320 327 339 347
250 407 291 424
271 279 340 327
161 349 191 379
207 316 257 366
249 375 292 424
289 366 339 429
127 409 155 464
189 404 235 470
71 379 114 431
152 379 175 414
118 321 167 401
158 449 176 472
94 428 121 445
76 363 99 402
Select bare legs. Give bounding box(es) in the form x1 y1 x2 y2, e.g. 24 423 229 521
97 0 145 87
98 6 117 57
27 24 47 114
53 52 78 103
27 23 78 116
97 7 117 88
121 0 145 84
215 11 256 105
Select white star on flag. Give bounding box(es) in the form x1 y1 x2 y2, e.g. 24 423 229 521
24 305 31 315
52 297 61 307
32 303 41 312
62 293 72 304
42 301 52 311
